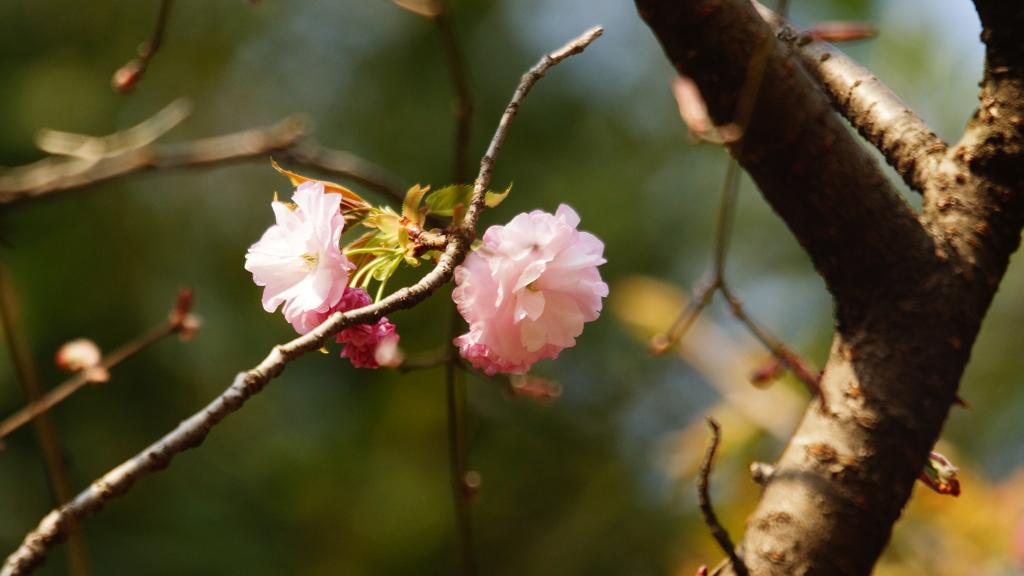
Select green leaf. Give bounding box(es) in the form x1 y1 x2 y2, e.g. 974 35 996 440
485 183 512 208
372 212 401 237
424 185 473 217
402 184 429 225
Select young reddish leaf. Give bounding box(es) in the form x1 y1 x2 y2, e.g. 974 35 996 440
402 184 429 225
510 375 563 404
270 158 370 214
750 355 787 388
919 451 961 496
807 21 878 43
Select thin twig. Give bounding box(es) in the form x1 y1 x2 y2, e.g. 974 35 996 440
461 26 603 237
649 157 740 353
0 295 195 440
445 340 476 576
1 27 602 576
0 117 407 208
697 418 747 576
0 258 90 576
111 0 175 93
395 350 452 374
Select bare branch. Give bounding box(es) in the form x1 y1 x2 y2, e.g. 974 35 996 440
0 289 197 440
697 418 747 576
754 2 947 193
0 27 602 576
0 117 406 208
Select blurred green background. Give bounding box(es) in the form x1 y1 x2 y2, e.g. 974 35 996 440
1 0 1023 575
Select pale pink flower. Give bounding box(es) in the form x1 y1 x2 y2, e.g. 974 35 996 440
452 204 608 375
245 181 353 332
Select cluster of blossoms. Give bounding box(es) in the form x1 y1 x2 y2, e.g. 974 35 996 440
244 165 606 375
245 180 401 369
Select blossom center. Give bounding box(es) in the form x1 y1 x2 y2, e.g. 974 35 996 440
300 252 319 273
525 281 540 292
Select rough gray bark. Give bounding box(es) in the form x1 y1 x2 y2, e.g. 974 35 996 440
634 1 1024 576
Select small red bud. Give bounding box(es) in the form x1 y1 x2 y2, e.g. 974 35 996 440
112 60 145 93
750 356 786 388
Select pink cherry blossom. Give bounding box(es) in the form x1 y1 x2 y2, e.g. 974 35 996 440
338 318 402 369
452 204 608 375
245 181 353 332
291 286 403 369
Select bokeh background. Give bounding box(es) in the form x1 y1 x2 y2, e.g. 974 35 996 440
1 0 1023 574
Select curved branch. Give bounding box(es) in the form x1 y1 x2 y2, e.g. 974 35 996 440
697 418 747 576
754 3 947 193
461 26 603 237
0 26 603 576
0 117 407 208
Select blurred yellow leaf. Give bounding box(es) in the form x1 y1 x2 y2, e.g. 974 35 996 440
390 0 441 18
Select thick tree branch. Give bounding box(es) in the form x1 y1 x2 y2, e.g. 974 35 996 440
635 3 1024 576
635 0 933 311
754 3 947 193
0 27 602 576
0 117 406 208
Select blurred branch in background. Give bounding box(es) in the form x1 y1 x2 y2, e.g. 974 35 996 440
0 99 407 209
111 0 174 93
0 288 200 442
649 0 821 402
0 256 90 576
0 26 604 576
433 1 474 185
432 1 477 573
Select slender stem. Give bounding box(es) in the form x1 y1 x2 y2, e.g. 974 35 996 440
710 158 742 277
144 0 174 58
445 338 476 576
0 258 90 576
434 5 477 572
